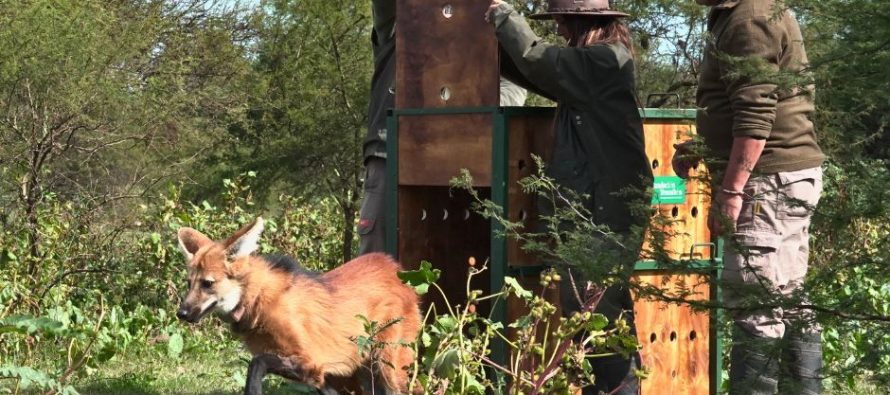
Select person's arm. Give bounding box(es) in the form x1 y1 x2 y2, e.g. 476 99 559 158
711 16 783 233
371 0 396 45
723 137 766 193
487 2 625 105
719 17 783 143
499 46 556 101
718 16 785 170
711 137 766 235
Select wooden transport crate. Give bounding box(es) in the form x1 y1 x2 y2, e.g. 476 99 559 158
387 1 722 393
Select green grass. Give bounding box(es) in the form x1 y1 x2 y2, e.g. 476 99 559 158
72 347 318 395
43 342 890 395
825 379 885 395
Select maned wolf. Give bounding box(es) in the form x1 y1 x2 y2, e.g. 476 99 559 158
175 217 422 395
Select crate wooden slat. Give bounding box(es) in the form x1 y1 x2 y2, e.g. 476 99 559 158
633 272 711 394
634 116 712 395
397 113 493 187
396 186 492 314
506 111 555 267
396 0 498 109
641 120 712 261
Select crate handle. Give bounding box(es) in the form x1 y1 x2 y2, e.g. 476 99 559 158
688 242 717 261
646 93 682 108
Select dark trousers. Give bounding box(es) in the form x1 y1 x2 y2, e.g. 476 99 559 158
560 268 641 395
359 157 387 254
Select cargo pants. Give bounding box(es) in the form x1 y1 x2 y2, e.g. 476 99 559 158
723 166 823 338
722 166 823 394
359 157 387 255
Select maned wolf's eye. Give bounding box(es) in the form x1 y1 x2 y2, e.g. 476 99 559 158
200 279 214 289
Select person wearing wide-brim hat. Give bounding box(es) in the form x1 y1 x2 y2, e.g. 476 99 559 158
485 1 650 394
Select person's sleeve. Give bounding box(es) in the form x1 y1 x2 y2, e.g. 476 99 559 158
499 45 557 101
372 0 396 44
717 16 785 140
491 3 619 105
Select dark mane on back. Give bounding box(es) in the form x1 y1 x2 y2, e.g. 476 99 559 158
261 254 319 279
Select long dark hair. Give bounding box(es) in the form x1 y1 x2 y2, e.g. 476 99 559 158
562 16 635 58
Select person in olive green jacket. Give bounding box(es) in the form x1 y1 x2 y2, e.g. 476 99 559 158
486 1 652 393
673 1 825 394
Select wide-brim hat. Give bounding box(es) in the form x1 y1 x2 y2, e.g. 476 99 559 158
529 0 630 20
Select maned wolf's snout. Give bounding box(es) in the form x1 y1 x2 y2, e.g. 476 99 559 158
176 302 208 323
176 304 193 322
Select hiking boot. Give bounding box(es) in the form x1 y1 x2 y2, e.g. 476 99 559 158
729 326 780 395
778 329 823 395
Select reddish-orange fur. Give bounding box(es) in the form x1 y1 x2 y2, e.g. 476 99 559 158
178 220 422 393
234 252 421 392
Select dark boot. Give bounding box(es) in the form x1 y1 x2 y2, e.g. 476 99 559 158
357 368 390 395
583 353 640 395
729 326 780 395
778 330 823 395
583 286 640 395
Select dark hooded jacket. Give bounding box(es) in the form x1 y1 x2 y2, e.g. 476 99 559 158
492 3 652 231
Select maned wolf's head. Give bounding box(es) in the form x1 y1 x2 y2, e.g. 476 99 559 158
175 217 264 323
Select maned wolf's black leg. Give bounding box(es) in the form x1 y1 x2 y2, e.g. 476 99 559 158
244 353 341 395
245 353 317 395
244 353 273 395
356 369 389 395
318 386 340 395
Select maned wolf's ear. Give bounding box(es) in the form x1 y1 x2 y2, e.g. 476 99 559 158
178 228 212 261
224 217 264 259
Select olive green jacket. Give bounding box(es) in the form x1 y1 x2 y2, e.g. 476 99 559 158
697 0 824 173
492 4 652 231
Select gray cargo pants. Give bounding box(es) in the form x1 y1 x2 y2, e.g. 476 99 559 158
359 157 387 255
722 166 823 394
723 166 823 338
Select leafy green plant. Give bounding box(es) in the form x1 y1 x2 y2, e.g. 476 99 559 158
0 300 108 395
0 366 78 395
809 160 890 389
0 171 353 393
352 315 411 392
400 261 639 394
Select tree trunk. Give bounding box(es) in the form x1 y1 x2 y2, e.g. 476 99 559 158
22 171 42 280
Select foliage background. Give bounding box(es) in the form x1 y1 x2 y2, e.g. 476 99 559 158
0 0 888 393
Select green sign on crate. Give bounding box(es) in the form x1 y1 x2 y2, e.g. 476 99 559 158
652 176 686 205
